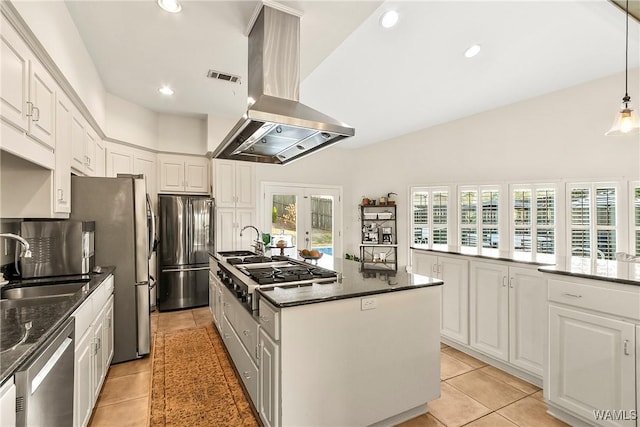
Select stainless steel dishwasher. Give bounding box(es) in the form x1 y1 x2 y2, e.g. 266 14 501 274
14 317 75 427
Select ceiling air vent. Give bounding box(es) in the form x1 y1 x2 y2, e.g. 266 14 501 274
206 69 241 84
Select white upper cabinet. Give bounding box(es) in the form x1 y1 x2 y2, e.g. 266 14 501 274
71 113 86 172
54 92 72 214
0 14 55 169
95 139 106 177
214 160 255 209
158 154 209 194
85 128 98 176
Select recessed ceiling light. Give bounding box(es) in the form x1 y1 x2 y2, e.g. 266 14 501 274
464 44 481 58
157 0 182 13
159 86 174 96
380 10 399 28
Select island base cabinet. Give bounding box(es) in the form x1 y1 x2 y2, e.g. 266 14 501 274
221 316 258 405
258 329 280 427
0 379 16 427
548 305 636 427
277 286 440 427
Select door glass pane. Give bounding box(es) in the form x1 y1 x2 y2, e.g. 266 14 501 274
270 194 297 256
309 195 334 269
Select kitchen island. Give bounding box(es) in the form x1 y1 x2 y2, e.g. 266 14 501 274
211 255 443 427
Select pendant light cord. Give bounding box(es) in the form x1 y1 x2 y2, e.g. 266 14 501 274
624 0 630 104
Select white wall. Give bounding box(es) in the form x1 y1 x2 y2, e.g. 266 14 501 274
207 113 238 154
12 1 106 128
105 93 158 149
344 70 640 267
157 114 206 155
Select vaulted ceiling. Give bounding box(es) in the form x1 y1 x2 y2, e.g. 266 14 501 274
66 0 640 148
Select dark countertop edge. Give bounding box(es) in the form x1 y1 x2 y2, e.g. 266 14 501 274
410 247 555 266
538 267 640 286
0 267 116 385
257 280 443 309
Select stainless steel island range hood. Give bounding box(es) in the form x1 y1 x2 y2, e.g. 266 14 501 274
212 5 355 165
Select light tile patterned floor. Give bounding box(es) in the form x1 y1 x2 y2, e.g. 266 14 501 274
88 310 568 427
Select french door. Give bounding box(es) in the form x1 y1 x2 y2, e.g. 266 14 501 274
263 184 342 271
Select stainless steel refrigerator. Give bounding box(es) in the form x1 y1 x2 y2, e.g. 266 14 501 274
71 175 155 363
158 195 214 311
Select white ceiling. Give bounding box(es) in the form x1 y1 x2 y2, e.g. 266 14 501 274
66 0 640 148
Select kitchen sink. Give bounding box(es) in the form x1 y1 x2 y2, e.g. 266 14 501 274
1 281 89 300
218 250 256 257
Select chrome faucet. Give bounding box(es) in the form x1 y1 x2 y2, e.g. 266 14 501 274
240 225 264 255
0 233 32 258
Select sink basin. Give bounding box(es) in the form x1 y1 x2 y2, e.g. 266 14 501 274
218 250 256 257
1 282 89 300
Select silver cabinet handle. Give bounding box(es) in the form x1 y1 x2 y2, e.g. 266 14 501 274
242 330 250 336
57 189 64 201
32 106 40 121
509 277 514 288
432 264 437 273
502 276 507 287
26 101 33 117
259 316 270 323
224 333 230 339
243 371 251 379
562 293 582 298
624 340 631 356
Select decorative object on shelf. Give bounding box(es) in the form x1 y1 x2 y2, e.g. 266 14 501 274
606 0 640 136
359 203 397 272
362 197 370 205
387 192 397 205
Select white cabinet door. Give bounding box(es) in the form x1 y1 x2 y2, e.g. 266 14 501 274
508 266 545 377
84 129 97 176
107 145 133 177
470 261 509 361
159 158 184 192
215 283 223 334
75 329 93 427
215 160 236 207
440 256 469 344
0 15 30 133
185 159 208 193
217 208 236 252
259 329 280 427
94 139 106 177
54 93 72 214
92 306 105 402
0 379 16 427
235 162 254 208
103 295 114 366
549 305 635 427
28 58 56 148
237 208 255 251
134 153 156 203
411 252 437 277
71 114 86 173
209 272 215 318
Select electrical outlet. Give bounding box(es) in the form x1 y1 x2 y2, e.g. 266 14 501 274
361 297 377 310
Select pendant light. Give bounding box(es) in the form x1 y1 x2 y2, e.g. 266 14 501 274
606 0 640 136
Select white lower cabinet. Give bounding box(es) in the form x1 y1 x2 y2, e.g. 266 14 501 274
549 305 635 426
258 328 279 427
0 378 16 427
413 253 469 344
73 275 115 427
470 260 546 377
546 275 640 427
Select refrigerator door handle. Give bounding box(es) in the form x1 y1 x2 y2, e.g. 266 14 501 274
147 194 156 260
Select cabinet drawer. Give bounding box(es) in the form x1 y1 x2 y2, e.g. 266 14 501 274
548 278 640 320
72 297 93 343
222 316 258 405
259 298 279 341
234 305 259 363
91 280 110 315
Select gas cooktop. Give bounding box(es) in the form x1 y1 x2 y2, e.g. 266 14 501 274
225 255 290 265
238 263 338 285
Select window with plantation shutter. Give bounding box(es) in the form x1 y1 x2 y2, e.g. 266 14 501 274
411 187 450 250
630 182 640 256
511 185 555 256
567 182 618 260
459 186 500 250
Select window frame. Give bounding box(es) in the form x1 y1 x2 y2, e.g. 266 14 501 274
509 183 557 257
566 181 621 260
458 184 501 251
630 181 639 256
409 186 452 251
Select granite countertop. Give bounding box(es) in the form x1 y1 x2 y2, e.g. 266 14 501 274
410 247 556 266
0 267 115 384
538 257 640 285
257 260 443 308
